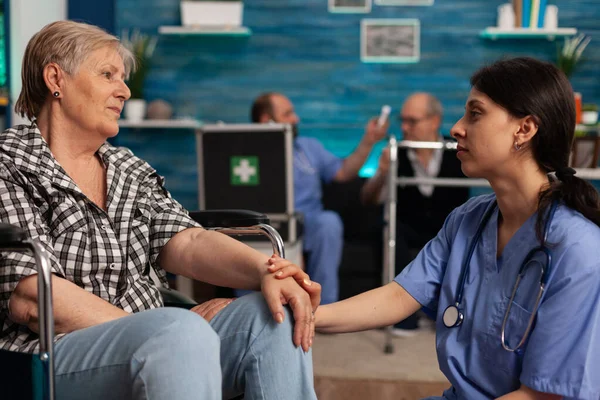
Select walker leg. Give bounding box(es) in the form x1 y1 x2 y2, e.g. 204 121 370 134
384 342 394 354
384 328 395 354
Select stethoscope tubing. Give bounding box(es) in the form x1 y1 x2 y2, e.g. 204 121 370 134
455 201 498 305
445 199 559 351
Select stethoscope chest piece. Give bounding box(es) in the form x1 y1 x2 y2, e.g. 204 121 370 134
443 304 463 328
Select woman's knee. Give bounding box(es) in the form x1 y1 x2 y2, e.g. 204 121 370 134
132 308 222 398
218 291 273 326
243 292 295 338
57 307 219 360
54 307 222 397
92 307 222 369
214 292 294 339
239 296 301 358
144 307 220 355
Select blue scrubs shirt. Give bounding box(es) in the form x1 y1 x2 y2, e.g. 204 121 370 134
293 137 342 215
396 194 600 399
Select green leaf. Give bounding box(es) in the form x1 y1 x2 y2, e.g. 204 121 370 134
121 29 158 99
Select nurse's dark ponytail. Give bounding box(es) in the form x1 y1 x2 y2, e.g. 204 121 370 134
537 167 600 238
471 57 600 240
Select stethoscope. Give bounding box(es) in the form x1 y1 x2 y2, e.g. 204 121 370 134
442 200 559 352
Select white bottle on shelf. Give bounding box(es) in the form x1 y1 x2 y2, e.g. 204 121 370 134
497 3 515 30
544 5 558 30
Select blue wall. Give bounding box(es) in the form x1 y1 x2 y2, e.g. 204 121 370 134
69 0 115 34
115 0 600 209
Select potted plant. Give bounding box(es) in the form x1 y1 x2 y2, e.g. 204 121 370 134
556 33 591 78
180 0 244 28
121 29 157 122
582 103 599 126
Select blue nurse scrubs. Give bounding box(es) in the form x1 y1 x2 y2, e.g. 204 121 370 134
294 137 343 305
396 194 600 399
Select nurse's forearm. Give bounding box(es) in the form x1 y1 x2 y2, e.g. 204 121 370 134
496 385 561 400
314 282 421 333
334 139 373 182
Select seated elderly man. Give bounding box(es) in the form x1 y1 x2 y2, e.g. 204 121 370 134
1 20 319 400
361 93 469 335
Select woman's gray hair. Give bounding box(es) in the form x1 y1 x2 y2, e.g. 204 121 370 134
15 20 135 120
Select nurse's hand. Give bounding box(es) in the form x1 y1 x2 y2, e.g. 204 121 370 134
496 384 562 400
363 117 389 146
267 255 321 311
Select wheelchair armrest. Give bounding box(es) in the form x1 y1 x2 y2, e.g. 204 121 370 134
0 223 26 244
159 287 198 310
0 223 56 396
189 210 270 228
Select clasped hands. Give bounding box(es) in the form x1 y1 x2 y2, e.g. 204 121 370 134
192 255 321 352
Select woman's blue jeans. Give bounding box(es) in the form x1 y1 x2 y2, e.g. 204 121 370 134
53 292 317 399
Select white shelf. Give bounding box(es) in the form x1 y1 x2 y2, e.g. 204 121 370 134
480 27 577 40
118 119 202 129
574 168 600 180
576 124 600 133
158 26 251 36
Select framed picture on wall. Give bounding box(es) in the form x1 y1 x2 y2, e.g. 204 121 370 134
361 19 420 63
374 0 434 6
329 0 372 14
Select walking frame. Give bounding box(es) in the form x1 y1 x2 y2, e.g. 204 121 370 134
381 135 600 354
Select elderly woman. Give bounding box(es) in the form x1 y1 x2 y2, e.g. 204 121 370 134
0 21 319 400
271 57 600 399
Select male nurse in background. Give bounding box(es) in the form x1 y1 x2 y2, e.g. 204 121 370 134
251 92 387 304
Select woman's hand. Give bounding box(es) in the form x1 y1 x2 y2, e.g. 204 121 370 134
190 298 235 322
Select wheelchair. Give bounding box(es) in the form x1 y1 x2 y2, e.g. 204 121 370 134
0 209 285 400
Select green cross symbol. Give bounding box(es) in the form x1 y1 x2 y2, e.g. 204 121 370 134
231 156 259 186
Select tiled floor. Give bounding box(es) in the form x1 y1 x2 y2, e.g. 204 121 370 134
313 329 449 400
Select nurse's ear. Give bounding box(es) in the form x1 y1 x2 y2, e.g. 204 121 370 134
513 115 540 150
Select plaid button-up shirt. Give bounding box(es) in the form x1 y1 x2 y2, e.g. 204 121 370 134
0 123 200 352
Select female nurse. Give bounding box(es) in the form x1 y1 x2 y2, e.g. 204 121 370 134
269 57 600 399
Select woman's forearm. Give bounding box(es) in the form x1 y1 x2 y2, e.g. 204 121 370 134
315 282 421 333
9 274 129 334
159 227 270 290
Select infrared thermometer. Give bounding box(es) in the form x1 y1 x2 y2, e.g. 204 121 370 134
378 105 391 127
